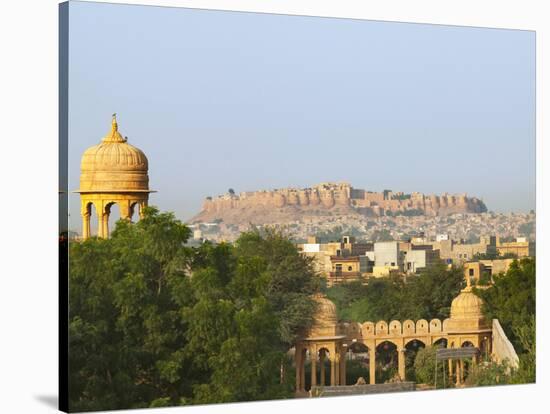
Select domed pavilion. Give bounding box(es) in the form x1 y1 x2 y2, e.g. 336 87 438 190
446 276 491 351
295 294 347 392
76 114 153 239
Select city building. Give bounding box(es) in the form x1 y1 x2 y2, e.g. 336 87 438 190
496 237 535 257
464 258 516 284
421 235 497 264
329 256 362 285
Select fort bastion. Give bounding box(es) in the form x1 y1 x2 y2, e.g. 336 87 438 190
192 182 486 224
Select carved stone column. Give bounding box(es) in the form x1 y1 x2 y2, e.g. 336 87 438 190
320 350 326 386
102 212 109 238
339 348 347 385
300 350 306 392
139 201 147 220
398 349 406 381
295 345 301 392
330 356 336 386
369 348 376 385
82 212 90 239
97 211 104 238
455 360 461 386
311 347 317 388
120 201 132 221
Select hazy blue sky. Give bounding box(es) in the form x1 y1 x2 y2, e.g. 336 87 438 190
67 1 535 230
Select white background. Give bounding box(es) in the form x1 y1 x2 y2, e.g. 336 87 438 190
0 1 547 413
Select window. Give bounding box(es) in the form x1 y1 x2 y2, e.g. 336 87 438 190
348 266 353 271
391 262 395 266
469 269 474 276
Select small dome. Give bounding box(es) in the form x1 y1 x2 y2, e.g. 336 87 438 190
450 287 484 319
78 115 150 193
313 294 338 325
308 294 339 338
447 286 489 333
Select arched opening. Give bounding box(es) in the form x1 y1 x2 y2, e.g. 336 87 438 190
346 342 370 385
433 338 448 349
130 201 141 222
104 202 120 238
87 202 99 237
376 341 398 383
404 339 425 381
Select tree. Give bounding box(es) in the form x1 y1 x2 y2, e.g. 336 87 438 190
475 258 536 384
464 360 512 387
326 261 464 323
413 346 447 387
511 315 535 383
185 228 318 403
69 207 194 412
475 258 535 353
69 209 318 410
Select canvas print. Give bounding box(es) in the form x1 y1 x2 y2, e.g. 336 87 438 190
59 1 536 412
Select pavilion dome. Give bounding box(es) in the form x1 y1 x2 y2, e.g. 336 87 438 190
313 294 338 325
447 286 489 332
78 115 150 193
450 287 484 320
308 294 339 338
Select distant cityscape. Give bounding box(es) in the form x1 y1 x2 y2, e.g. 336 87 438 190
189 210 535 245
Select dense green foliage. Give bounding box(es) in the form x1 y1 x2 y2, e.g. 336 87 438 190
471 258 536 385
465 360 513 387
69 207 318 411
413 346 448 387
476 258 535 354
325 261 464 322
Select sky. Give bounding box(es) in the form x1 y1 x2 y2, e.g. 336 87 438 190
67 1 535 231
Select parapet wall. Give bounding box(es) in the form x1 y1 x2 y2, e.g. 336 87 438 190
198 182 487 218
340 318 449 340
492 319 519 369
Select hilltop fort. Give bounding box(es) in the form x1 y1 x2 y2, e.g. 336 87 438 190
191 182 487 225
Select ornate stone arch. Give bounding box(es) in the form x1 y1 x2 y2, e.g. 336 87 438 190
404 337 427 348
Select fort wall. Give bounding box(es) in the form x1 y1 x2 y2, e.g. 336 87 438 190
198 182 487 219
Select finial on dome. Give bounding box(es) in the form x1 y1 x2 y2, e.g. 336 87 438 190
112 113 118 132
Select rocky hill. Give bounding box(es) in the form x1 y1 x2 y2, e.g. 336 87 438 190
190 182 487 226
